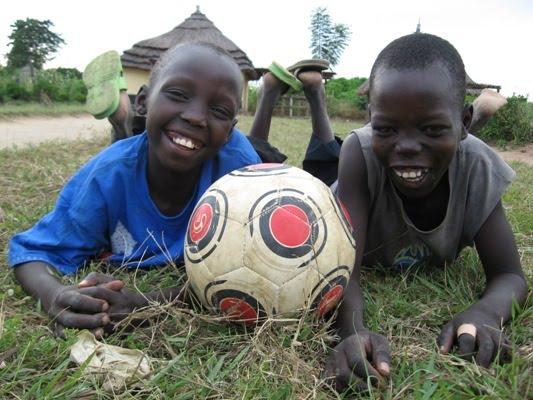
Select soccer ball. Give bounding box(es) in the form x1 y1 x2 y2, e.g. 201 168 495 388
185 164 356 325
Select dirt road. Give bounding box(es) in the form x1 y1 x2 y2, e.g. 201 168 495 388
0 115 531 165
0 115 111 149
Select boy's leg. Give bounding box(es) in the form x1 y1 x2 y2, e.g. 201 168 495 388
299 70 335 144
249 72 290 142
247 72 289 163
108 91 134 142
298 70 341 187
83 50 133 142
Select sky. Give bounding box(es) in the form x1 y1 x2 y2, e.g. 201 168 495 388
0 0 532 98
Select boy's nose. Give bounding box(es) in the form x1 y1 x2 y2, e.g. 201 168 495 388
395 132 422 155
181 103 207 127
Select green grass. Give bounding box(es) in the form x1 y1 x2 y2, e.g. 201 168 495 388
0 102 87 119
0 115 531 399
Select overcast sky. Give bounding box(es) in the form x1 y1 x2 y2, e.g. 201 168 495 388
0 0 531 98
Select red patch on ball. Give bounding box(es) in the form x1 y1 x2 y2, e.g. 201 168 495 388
246 163 282 170
190 203 213 243
270 205 311 247
317 285 344 317
219 297 258 326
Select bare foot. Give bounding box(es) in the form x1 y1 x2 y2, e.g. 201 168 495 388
261 72 290 98
299 70 327 107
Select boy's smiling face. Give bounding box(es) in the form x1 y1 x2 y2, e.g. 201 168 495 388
141 45 242 175
369 62 470 199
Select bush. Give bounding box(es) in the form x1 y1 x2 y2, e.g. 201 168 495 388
0 66 86 103
477 95 533 144
4 79 31 101
247 76 368 121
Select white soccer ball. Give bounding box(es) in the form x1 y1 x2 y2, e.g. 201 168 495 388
185 163 356 325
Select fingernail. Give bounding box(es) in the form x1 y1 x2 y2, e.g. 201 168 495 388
380 362 390 374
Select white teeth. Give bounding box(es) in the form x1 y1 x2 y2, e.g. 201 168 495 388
394 168 428 182
172 136 199 149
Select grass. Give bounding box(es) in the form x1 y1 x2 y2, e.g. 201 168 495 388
0 114 531 399
0 102 87 120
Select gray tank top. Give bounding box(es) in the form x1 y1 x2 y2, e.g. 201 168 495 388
354 126 515 271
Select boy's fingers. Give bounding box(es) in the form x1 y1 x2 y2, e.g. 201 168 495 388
100 280 125 292
55 290 109 313
457 331 476 361
78 272 117 288
475 329 494 368
437 321 455 354
77 286 125 304
52 321 66 339
54 311 110 331
370 335 391 376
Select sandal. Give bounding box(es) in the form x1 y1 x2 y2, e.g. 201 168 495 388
83 50 127 120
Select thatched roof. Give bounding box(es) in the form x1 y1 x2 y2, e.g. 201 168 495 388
121 7 258 80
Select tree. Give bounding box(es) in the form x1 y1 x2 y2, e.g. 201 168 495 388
6 18 65 70
309 7 351 68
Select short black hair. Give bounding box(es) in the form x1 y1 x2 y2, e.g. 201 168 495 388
148 41 240 87
369 33 466 108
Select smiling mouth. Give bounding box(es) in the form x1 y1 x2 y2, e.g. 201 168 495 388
167 132 203 150
393 167 429 183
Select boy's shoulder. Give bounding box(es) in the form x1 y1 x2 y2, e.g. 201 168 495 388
457 134 515 181
71 133 148 184
88 133 147 168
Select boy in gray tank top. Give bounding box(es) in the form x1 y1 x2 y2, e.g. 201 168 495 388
325 33 527 393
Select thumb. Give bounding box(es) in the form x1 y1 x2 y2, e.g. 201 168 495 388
437 321 455 354
370 334 391 377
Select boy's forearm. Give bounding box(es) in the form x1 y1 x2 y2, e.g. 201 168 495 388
13 261 64 311
473 272 527 324
335 275 367 338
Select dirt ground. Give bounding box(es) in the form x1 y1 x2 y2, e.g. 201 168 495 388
0 115 111 149
0 115 532 165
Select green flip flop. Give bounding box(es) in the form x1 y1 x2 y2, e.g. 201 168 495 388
83 50 127 120
268 61 303 92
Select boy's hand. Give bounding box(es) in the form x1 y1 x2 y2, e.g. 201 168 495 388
437 310 510 367
77 272 145 330
78 272 125 292
46 283 115 339
323 330 390 393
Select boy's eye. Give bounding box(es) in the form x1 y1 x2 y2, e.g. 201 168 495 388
373 126 396 136
211 106 233 120
166 89 188 101
421 126 446 136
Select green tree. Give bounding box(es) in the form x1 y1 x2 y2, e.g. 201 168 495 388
309 7 351 67
6 18 65 70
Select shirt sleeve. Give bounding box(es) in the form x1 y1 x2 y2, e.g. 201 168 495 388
8 168 111 275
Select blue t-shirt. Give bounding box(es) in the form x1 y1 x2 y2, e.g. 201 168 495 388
9 129 261 275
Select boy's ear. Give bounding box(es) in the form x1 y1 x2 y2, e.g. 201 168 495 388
134 85 149 116
461 103 473 140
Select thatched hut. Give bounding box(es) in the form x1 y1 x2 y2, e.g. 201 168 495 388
121 7 258 111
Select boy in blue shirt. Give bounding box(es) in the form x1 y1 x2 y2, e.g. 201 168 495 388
9 42 262 339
